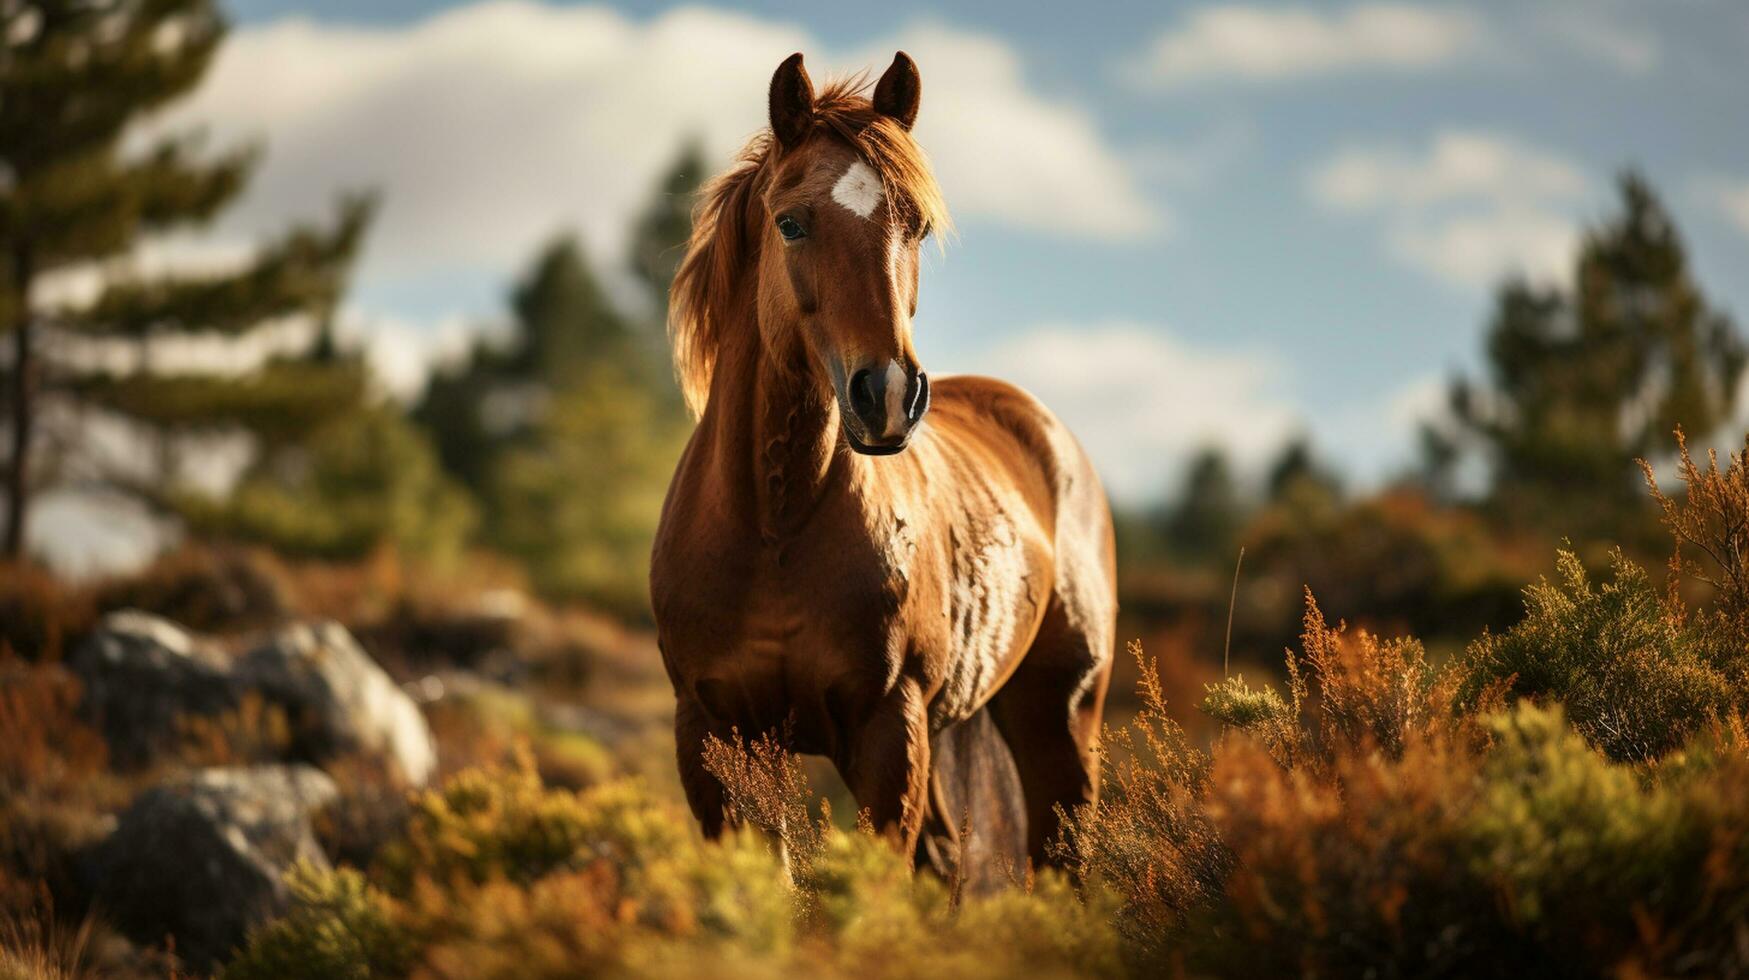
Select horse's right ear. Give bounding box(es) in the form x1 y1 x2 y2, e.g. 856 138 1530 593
769 52 815 150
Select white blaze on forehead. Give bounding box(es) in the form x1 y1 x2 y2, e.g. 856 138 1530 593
832 160 884 219
883 361 908 438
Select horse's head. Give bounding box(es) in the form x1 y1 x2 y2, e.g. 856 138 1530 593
755 52 943 455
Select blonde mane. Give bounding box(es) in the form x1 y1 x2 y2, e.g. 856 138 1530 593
667 76 953 416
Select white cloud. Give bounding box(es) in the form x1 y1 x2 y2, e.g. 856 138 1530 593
959 322 1298 501
1534 4 1660 75
334 309 479 402
1127 3 1483 89
873 25 1162 239
1309 131 1588 289
1317 370 1449 482
1130 119 1259 188
1388 209 1579 291
1311 131 1587 210
152 1 1158 307
1702 176 1749 238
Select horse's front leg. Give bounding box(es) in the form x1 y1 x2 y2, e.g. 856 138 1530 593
675 694 728 838
842 676 931 860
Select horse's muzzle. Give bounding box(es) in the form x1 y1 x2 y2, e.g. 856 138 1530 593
844 363 929 454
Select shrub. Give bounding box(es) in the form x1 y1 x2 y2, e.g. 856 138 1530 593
1458 549 1739 762
0 656 106 796
229 746 1135 979
0 564 93 662
1070 547 1749 976
91 547 290 635
1201 593 1444 769
223 866 412 980
1058 643 1231 961
374 748 687 893
702 728 825 877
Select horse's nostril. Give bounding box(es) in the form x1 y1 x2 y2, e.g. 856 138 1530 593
906 372 930 423
849 369 877 420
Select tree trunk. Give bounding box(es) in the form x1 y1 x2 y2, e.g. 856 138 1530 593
4 246 34 560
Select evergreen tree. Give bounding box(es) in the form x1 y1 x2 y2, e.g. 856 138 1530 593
1161 447 1244 564
412 144 705 610
509 235 630 381
0 0 375 558
179 404 476 561
1442 174 1744 526
414 234 630 496
490 364 687 614
1266 437 1342 504
627 139 706 315
409 235 685 612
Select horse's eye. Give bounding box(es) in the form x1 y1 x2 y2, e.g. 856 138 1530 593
776 216 807 241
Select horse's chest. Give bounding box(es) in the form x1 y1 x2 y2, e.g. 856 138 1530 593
654 494 1044 739
654 521 904 744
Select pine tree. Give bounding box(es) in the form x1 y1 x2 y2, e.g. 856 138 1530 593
627 139 706 315
1160 447 1244 563
414 234 629 495
1444 173 1745 527
413 143 705 610
0 0 372 558
1266 437 1342 504
509 235 630 381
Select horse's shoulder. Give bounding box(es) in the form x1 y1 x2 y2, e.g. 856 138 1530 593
933 375 1075 457
930 374 1103 510
932 374 1055 430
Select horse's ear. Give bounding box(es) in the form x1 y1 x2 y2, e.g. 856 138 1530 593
769 52 815 149
872 51 920 131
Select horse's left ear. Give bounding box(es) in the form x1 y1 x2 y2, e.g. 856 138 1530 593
872 51 920 131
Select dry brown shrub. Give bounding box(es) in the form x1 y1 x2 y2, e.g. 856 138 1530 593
0 564 94 662
0 654 106 795
1057 642 1231 958
91 546 290 635
1202 591 1447 773
701 728 825 874
171 692 292 769
1193 719 1505 976
1295 591 1441 762
1643 428 1749 633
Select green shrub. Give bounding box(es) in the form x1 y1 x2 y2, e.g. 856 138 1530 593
1458 549 1739 762
224 866 412 980
374 749 690 894
229 747 1136 979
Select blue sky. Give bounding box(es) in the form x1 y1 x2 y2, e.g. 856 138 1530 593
194 0 1749 501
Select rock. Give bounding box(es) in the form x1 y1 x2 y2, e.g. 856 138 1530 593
90 765 338 971
71 611 438 785
69 610 238 769
236 621 438 786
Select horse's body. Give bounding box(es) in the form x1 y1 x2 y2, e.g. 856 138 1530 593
651 52 1115 865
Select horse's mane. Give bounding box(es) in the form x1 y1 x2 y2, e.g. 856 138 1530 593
667 76 953 416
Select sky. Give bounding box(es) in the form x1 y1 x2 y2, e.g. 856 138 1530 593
149 0 1749 505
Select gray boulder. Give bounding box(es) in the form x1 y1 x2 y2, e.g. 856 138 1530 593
69 610 238 769
236 621 437 786
90 765 338 971
71 612 437 785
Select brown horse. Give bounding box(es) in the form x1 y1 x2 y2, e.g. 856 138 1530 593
651 50 1116 868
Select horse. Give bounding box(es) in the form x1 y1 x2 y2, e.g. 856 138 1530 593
650 50 1116 870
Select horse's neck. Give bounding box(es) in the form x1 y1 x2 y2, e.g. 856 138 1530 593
702 322 842 546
